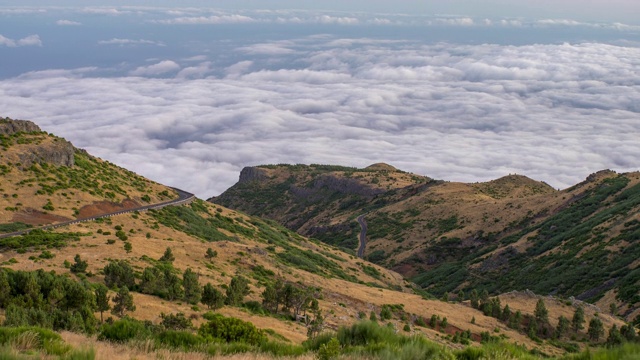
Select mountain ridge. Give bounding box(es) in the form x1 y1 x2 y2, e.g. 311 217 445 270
212 163 640 323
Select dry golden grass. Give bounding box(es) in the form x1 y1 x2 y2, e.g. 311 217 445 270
60 332 316 360
0 200 574 353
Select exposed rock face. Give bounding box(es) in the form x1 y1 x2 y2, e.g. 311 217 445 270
0 118 41 135
18 140 76 167
238 166 269 183
1 117 75 167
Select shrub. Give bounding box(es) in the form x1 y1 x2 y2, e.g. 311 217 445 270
155 330 204 349
198 314 266 345
317 337 341 360
98 318 151 343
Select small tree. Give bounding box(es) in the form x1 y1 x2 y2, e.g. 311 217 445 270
534 299 549 324
572 306 585 333
606 325 623 347
470 289 479 309
225 275 250 306
440 317 448 331
159 247 175 263
70 254 88 274
609 303 617 316
457 290 465 302
95 284 110 323
112 286 135 317
621 324 637 342
124 242 132 253
429 314 438 328
307 310 324 339
556 315 570 339
501 304 512 322
202 283 225 310
183 268 202 305
369 311 377 322
588 316 604 342
205 248 218 261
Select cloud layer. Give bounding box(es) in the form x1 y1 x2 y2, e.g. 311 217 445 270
1 25 639 198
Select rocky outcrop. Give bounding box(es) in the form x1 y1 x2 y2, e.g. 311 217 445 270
1 117 75 167
0 118 42 135
238 166 269 183
17 140 76 167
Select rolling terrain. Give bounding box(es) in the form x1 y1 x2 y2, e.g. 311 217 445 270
212 164 640 324
0 117 633 358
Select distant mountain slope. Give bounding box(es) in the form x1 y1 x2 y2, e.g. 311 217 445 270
212 164 640 322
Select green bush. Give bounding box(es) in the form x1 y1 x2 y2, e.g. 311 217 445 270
0 326 62 348
155 330 204 349
98 318 151 343
198 314 266 345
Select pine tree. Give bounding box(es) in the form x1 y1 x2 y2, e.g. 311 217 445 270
534 299 549 324
501 304 512 322
621 324 637 341
159 247 175 263
70 254 88 273
205 248 217 261
95 284 110 323
457 290 465 302
183 268 202 305
261 284 278 313
470 289 479 309
202 283 224 310
606 325 623 347
112 286 135 317
124 242 132 254
556 316 570 339
588 316 604 342
225 275 250 306
165 269 184 301
509 310 522 330
572 306 585 333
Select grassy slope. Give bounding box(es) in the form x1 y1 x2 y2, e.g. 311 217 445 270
212 165 640 322
0 130 175 226
0 124 629 356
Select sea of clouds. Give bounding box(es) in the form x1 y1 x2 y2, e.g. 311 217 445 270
1 7 639 198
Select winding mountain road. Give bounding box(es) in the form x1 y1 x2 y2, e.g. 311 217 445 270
0 187 195 239
356 214 367 258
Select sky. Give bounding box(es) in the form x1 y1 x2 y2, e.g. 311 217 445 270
1 4 639 198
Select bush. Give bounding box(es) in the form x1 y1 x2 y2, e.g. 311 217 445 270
198 314 266 345
0 326 62 348
98 318 151 343
317 337 340 360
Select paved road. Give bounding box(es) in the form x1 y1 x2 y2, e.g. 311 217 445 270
356 214 367 258
0 187 195 239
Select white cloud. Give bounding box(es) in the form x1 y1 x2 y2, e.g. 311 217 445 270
80 8 124 15
98 38 164 46
56 19 82 26
1 40 639 199
155 14 255 25
0 34 42 47
129 60 180 76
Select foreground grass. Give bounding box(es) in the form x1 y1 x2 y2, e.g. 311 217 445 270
1 323 639 360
